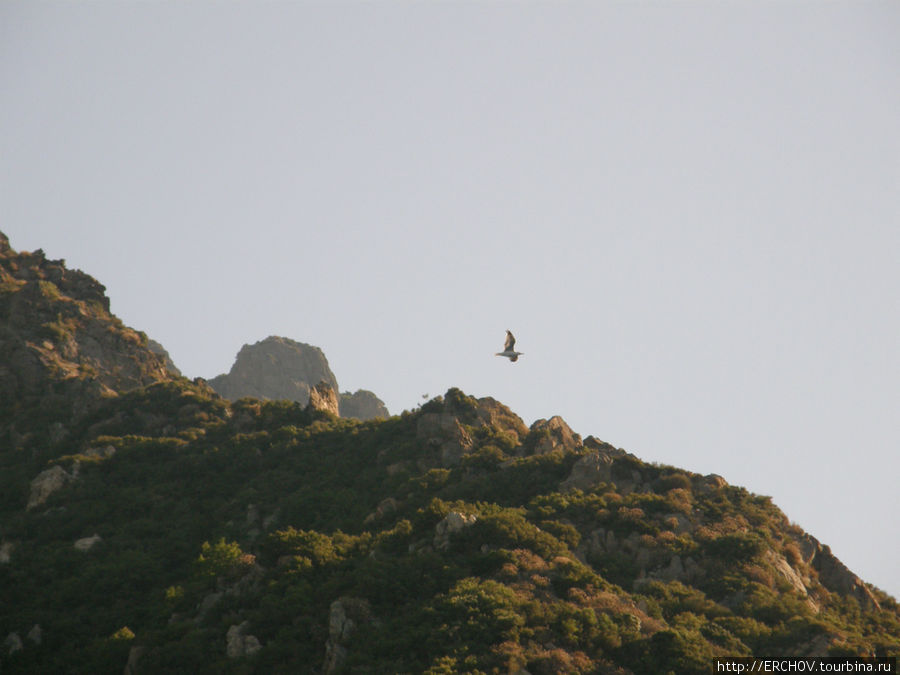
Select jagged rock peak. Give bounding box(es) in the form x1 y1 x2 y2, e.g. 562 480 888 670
208 336 339 405
0 230 109 311
0 231 172 415
307 381 340 417
208 335 389 420
415 388 531 467
340 389 389 420
417 392 581 461
421 388 529 442
526 415 582 455
796 533 881 610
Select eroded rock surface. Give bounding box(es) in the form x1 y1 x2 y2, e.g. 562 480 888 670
209 336 339 405
27 465 76 510
208 335 389 420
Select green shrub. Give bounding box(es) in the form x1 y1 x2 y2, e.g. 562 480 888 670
433 577 526 645
704 532 766 562
194 538 252 586
653 472 693 493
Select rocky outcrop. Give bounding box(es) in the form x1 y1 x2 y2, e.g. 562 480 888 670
0 541 14 563
796 533 880 610
147 339 181 376
340 389 389 420
0 231 173 443
571 459 873 614
765 549 809 597
84 444 116 460
468 396 529 443
525 416 582 455
3 632 23 655
74 534 102 552
560 449 648 495
209 336 389 421
417 413 474 467
0 233 171 399
225 621 261 658
196 592 223 623
560 451 615 492
307 381 340 416
323 598 372 673
0 624 44 655
693 473 728 493
364 497 399 525
434 512 478 550
26 624 42 646
416 389 529 467
27 465 77 510
208 336 339 405
124 645 145 675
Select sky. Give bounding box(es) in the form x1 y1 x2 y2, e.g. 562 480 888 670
2 1 898 599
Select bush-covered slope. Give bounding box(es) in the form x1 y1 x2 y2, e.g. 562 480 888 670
1 231 897 673
2 384 898 674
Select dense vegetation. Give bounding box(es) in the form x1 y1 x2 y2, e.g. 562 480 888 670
1 232 898 673
2 381 898 674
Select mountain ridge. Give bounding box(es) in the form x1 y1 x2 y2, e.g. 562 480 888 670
207 335 389 421
0 230 897 673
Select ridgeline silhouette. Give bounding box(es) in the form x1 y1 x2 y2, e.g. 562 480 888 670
1 230 897 673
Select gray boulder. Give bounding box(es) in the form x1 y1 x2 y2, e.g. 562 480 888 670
27 624 42 646
74 534 102 552
3 632 22 655
27 465 76 510
434 512 477 550
0 541 14 563
323 598 372 674
225 621 261 659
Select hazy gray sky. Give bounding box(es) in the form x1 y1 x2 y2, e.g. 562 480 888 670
2 1 898 598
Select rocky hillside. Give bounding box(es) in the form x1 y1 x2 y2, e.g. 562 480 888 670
0 233 171 397
339 388 390 421
147 339 182 377
0 231 173 450
1 231 898 674
208 335 389 421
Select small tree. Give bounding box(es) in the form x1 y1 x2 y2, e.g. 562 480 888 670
194 538 253 586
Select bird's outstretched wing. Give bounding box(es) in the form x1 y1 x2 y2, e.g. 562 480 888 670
504 330 516 352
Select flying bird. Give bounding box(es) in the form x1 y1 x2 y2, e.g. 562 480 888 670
495 330 524 362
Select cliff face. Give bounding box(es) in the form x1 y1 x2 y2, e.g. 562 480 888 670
208 335 389 420
339 389 390 420
147 339 181 377
208 336 339 405
0 231 172 439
